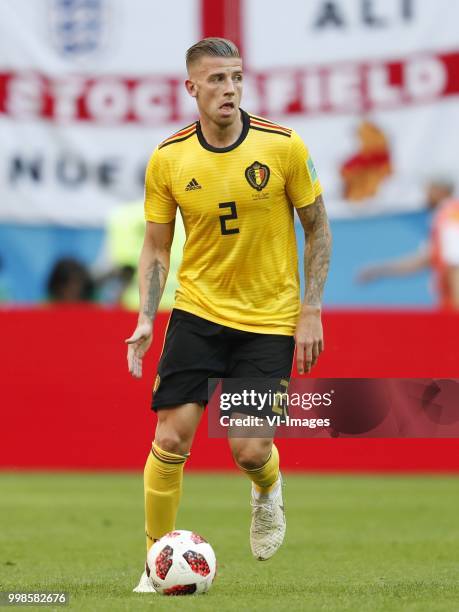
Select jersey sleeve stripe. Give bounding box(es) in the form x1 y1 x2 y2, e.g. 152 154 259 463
171 121 197 136
159 127 197 149
249 125 292 138
248 113 292 131
250 118 292 135
162 124 196 142
170 124 197 139
248 113 277 125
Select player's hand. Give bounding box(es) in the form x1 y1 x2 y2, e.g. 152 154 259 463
294 307 324 374
125 321 153 379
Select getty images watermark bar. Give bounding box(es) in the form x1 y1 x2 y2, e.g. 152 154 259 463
207 378 459 438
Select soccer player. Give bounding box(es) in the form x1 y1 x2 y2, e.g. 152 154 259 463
126 38 332 592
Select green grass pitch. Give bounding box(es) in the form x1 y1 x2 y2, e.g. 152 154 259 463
1 472 458 611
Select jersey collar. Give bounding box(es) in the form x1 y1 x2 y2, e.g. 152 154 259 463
196 109 249 153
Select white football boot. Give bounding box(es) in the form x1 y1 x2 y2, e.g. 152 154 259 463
250 473 286 560
133 563 156 593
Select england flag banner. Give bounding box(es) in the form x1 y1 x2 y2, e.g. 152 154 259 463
0 0 458 225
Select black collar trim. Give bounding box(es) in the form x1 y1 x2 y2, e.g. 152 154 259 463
196 109 249 153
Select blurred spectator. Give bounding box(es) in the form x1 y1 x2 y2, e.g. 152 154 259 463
47 258 94 303
94 201 185 310
93 264 136 306
357 179 459 310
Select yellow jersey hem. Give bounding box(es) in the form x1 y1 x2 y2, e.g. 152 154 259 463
173 304 295 336
294 198 316 209
145 213 176 223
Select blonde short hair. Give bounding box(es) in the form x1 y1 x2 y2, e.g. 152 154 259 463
186 38 240 71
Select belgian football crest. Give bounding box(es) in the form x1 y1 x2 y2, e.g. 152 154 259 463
245 161 270 191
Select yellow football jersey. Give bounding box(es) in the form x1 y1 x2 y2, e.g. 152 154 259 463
144 109 322 335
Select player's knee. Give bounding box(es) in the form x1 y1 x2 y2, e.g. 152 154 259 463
154 433 189 456
232 442 271 470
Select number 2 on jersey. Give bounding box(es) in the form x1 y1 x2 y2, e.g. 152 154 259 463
219 202 240 235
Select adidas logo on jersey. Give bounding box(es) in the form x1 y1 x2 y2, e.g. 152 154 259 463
185 178 202 191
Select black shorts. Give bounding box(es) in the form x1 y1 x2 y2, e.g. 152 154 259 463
152 309 295 411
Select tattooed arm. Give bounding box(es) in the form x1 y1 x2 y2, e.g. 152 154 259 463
295 194 332 374
138 221 173 320
126 220 175 378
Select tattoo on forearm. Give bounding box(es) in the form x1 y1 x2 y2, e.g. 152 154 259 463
296 195 332 307
143 260 167 318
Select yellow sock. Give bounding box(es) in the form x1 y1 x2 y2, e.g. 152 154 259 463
238 444 280 495
144 441 188 553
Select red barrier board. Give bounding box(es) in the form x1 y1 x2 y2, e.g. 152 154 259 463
0 306 458 471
